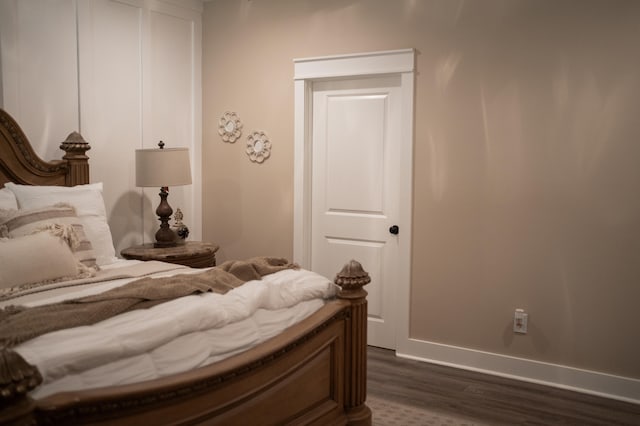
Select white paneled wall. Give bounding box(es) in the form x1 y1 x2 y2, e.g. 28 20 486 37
0 0 203 255
0 0 79 160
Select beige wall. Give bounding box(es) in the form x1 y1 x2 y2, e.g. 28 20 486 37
202 0 640 379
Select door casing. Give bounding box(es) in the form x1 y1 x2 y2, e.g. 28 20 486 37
293 49 415 350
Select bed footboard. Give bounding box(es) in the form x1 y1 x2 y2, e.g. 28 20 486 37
0 261 372 425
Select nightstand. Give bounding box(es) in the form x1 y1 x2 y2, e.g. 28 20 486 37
121 241 219 268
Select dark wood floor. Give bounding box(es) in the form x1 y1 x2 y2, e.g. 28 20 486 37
367 346 640 426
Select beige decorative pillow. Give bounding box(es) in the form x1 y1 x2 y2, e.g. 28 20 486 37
0 204 98 269
4 182 117 265
0 232 84 290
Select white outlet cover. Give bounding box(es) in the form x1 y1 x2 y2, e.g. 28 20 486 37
514 310 528 334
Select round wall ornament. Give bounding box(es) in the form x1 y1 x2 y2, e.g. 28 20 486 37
246 131 271 163
218 112 243 143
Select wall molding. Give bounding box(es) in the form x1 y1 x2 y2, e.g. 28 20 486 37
398 338 640 405
294 48 414 81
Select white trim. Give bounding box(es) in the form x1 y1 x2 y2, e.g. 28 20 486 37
293 49 414 351
292 79 312 267
395 70 414 350
294 49 415 81
398 338 640 405
189 4 203 241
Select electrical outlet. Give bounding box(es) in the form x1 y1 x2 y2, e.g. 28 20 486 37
513 309 528 334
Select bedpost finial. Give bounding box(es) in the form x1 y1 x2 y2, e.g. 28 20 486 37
60 131 91 153
335 260 370 297
63 131 87 144
59 132 91 185
0 348 42 402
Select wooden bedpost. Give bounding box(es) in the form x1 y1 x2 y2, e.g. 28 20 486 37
0 349 41 425
60 131 91 186
335 260 372 426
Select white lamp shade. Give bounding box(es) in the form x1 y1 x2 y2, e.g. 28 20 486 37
136 147 192 187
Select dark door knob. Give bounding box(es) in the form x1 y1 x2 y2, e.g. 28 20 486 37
389 225 399 235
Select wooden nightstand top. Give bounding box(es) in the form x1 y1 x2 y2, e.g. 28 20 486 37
121 241 219 268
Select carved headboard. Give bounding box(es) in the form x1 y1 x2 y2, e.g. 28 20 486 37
0 108 91 188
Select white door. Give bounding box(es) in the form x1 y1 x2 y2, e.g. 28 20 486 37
310 75 404 349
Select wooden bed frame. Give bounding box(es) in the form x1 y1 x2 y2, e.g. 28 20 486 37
0 108 372 425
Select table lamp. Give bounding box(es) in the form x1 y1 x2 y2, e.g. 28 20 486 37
136 141 192 247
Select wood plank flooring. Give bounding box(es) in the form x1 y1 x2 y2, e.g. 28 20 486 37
367 346 640 426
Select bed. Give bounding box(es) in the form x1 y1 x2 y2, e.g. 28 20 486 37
0 108 372 425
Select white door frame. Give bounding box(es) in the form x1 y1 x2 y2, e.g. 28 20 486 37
293 49 415 348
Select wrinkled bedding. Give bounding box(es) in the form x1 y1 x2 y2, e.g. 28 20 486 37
7 260 338 399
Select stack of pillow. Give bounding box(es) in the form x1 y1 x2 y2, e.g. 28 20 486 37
0 183 117 293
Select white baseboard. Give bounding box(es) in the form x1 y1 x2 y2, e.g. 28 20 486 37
396 338 640 405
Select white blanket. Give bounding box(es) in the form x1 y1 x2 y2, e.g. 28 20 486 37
10 261 338 399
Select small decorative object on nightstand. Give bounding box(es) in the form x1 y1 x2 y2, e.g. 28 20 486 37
173 208 190 242
121 241 219 268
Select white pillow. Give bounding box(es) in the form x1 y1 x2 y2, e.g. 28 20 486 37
4 182 117 266
0 187 18 209
0 232 83 290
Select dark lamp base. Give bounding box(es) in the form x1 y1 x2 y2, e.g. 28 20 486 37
153 187 178 248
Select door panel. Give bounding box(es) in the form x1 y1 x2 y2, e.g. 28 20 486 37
325 95 386 213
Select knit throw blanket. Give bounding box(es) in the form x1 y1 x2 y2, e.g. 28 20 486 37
0 257 298 402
